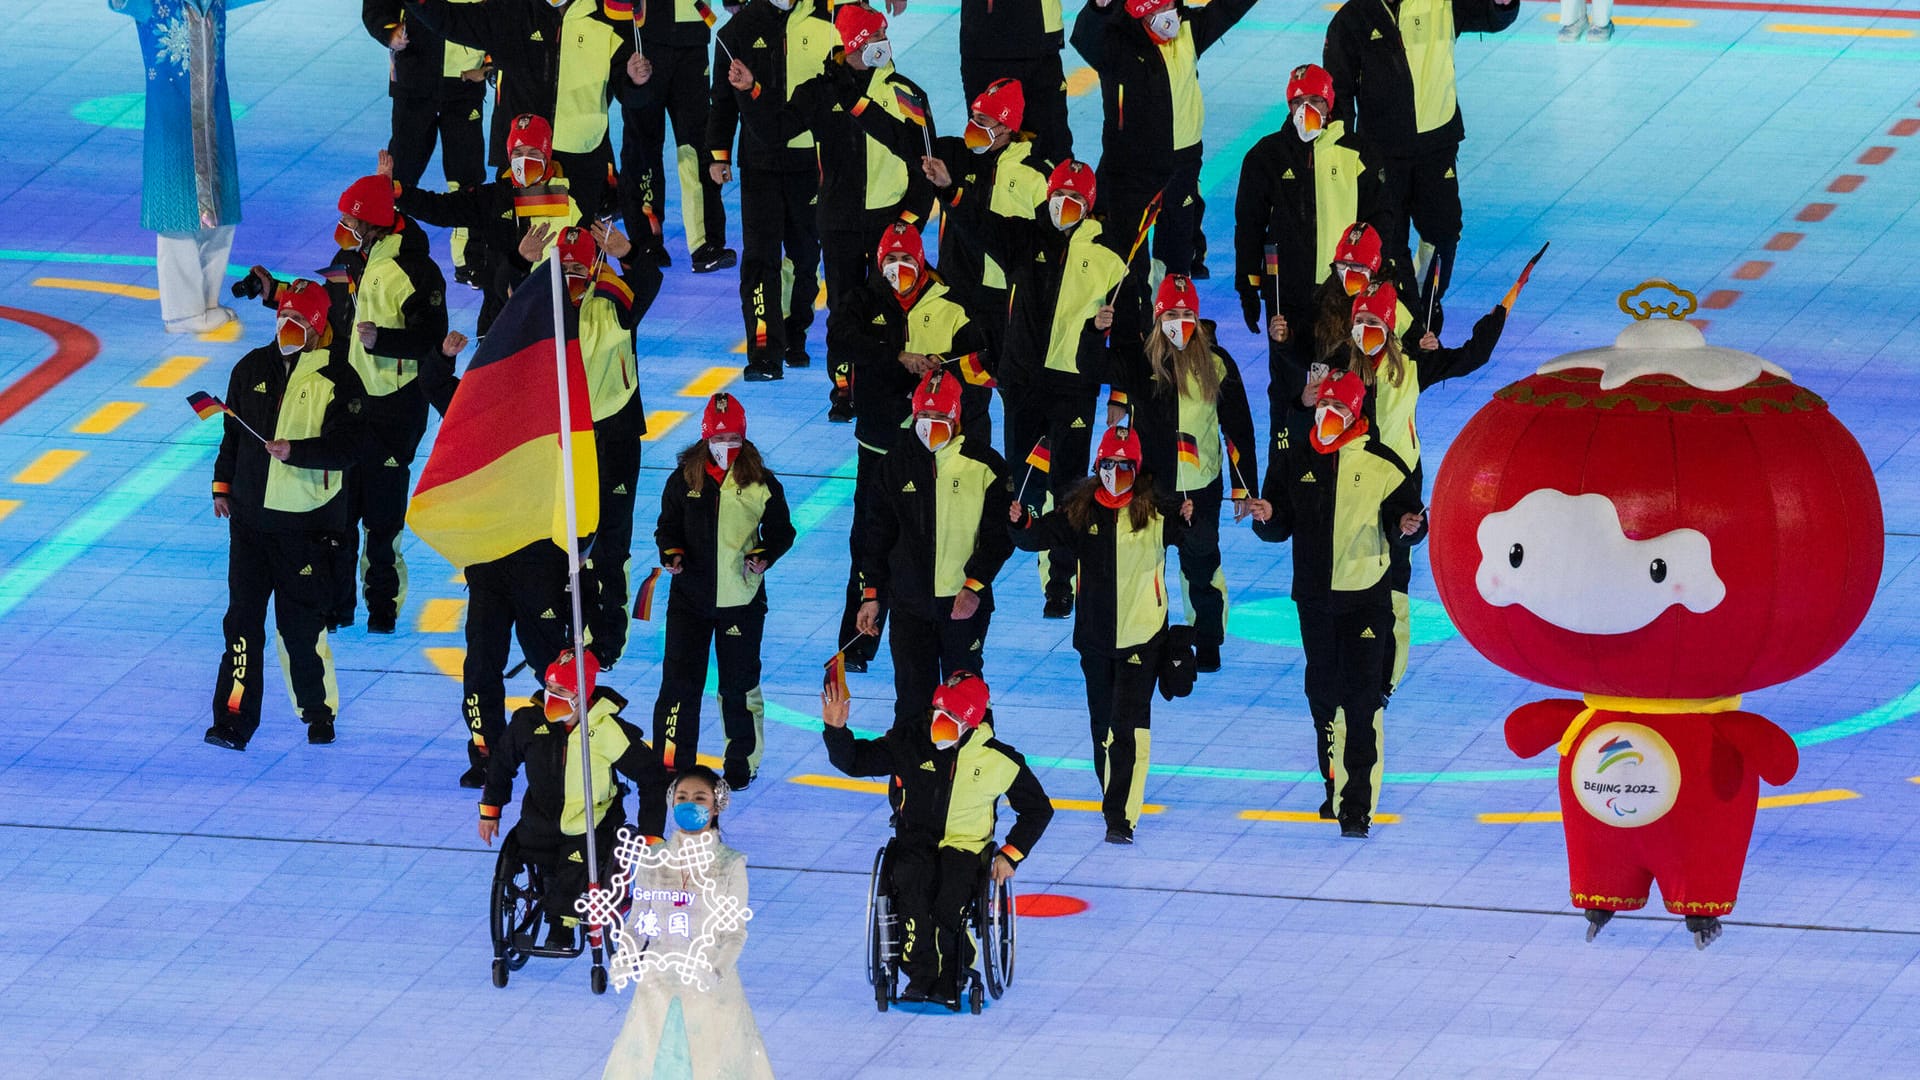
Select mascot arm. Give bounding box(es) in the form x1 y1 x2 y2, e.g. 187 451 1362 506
1716 712 1800 787
1505 699 1585 759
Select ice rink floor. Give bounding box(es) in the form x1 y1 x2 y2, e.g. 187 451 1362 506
3 1 1920 1077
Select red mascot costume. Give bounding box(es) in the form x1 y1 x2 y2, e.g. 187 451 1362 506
1430 282 1882 948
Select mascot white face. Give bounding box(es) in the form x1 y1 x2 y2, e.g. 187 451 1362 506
1473 488 1725 636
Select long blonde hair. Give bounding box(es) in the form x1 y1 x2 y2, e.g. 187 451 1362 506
1145 321 1221 404
1346 330 1407 389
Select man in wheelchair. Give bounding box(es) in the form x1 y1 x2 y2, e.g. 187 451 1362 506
479 650 669 951
822 672 1052 1007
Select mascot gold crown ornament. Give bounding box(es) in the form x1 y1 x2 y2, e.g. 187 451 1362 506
1429 280 1883 949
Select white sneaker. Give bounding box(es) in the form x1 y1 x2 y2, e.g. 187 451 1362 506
1586 21 1615 41
164 308 230 334
1557 15 1588 41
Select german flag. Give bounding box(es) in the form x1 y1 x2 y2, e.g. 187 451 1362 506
949 352 995 388
513 185 572 220
1123 191 1162 268
186 390 225 422
593 266 634 315
635 566 662 621
603 0 634 20
1025 438 1051 472
895 86 930 127
1176 431 1201 468
823 650 850 702
1225 437 1250 498
1263 243 1280 283
408 260 599 569
1501 241 1551 313
693 0 717 26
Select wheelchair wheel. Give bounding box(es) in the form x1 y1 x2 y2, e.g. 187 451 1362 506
976 876 1015 999
491 959 508 988
864 844 886 988
491 843 543 979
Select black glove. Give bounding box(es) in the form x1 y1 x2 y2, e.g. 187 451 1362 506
1239 290 1262 337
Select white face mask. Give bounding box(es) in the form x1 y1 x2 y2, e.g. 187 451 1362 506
914 416 953 451
1146 9 1180 42
1098 462 1134 498
275 316 308 356
708 438 740 470
861 41 892 69
965 119 997 154
880 258 918 294
510 152 545 187
1293 103 1325 142
769 0 793 10
1160 316 1195 350
1352 320 1389 356
1048 193 1084 232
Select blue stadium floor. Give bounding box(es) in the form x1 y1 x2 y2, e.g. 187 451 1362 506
4 1 1920 1076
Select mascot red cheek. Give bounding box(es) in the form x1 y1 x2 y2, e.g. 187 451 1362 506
1430 283 1882 949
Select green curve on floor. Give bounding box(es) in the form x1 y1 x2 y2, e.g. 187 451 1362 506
70 92 247 131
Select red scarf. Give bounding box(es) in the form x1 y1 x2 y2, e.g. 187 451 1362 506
1094 487 1133 510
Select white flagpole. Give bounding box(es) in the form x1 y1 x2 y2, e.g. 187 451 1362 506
548 255 603 938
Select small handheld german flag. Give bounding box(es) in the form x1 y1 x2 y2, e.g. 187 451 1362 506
1016 435 1051 513
1500 241 1551 313
949 352 995 388
823 649 849 701
692 0 717 27
603 0 634 19
895 86 929 127
1225 437 1250 498
1175 431 1201 468
1025 438 1051 473
634 566 662 622
187 390 225 422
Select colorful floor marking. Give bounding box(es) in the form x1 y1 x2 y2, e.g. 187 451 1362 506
136 355 209 389
1065 66 1098 97
12 449 85 485
1766 23 1913 39
677 366 738 398
71 401 144 435
31 277 160 301
1477 788 1859 824
0 306 102 427
1013 894 1089 918
1241 809 1404 825
416 598 465 634
0 500 18 524
789 773 1163 815
642 410 689 441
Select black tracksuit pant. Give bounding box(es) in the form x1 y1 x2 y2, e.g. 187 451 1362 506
619 42 727 257
739 166 821 367
822 211 897 399
462 544 572 770
584 393 644 667
1379 146 1461 311
214 520 337 741
1003 382 1096 602
887 596 992 729
1080 635 1160 832
1297 599 1392 823
892 843 981 995
513 812 623 926
841 445 888 665
1265 298 1318 423
1171 482 1226 647
652 592 767 788
388 87 487 195
555 137 615 222
961 53 1072 166
336 385 430 626
1099 145 1203 330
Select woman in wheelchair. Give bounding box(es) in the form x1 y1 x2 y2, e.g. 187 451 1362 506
479 650 669 951
821 672 1053 1008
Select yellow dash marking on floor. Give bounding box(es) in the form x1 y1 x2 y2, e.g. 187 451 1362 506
1479 810 1562 825
1066 66 1099 96
417 598 466 634
731 339 748 354
423 646 465 679
72 401 145 434
12 449 85 485
1757 788 1859 809
1239 809 1402 824
642 410 688 441
505 695 531 711
450 570 467 584
1051 798 1163 815
0 499 19 524
1767 22 1912 39
197 319 242 343
31 277 161 300
679 366 739 398
696 754 722 769
137 355 208 388
1543 13 1694 26
791 773 887 794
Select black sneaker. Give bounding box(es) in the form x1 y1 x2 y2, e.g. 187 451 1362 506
366 612 396 635
1317 798 1335 821
204 724 248 752
544 922 576 951
1339 816 1370 839
1043 594 1073 620
723 764 753 792
827 398 856 423
1104 824 1134 845
900 974 934 1003
742 356 783 382
691 244 736 274
1189 260 1210 280
306 715 336 745
1196 642 1221 673
647 245 673 268
784 347 811 369
454 264 485 289
459 764 488 789
843 655 868 674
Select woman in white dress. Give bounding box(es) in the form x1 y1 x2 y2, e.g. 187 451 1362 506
603 766 773 1080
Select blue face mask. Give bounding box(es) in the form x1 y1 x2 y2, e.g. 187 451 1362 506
673 801 712 833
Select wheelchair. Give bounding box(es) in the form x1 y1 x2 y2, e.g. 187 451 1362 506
864 839 1016 1014
488 826 616 994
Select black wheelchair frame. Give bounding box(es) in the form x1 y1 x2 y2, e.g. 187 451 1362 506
864 839 1016 1014
488 829 612 994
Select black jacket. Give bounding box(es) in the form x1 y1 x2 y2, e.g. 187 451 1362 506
359 222 450 369
773 56 936 222
860 434 1013 619
824 714 1052 862
1012 492 1185 655
960 0 1065 60
1252 410 1427 610
908 135 1053 323
708 0 835 172
1071 0 1258 164
363 0 488 101
825 277 991 452
1233 127 1392 308
653 462 798 616
213 340 368 536
395 168 591 327
1114 330 1261 501
481 688 670 840
1323 0 1518 156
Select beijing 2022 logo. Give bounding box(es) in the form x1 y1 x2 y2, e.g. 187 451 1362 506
1571 721 1680 827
